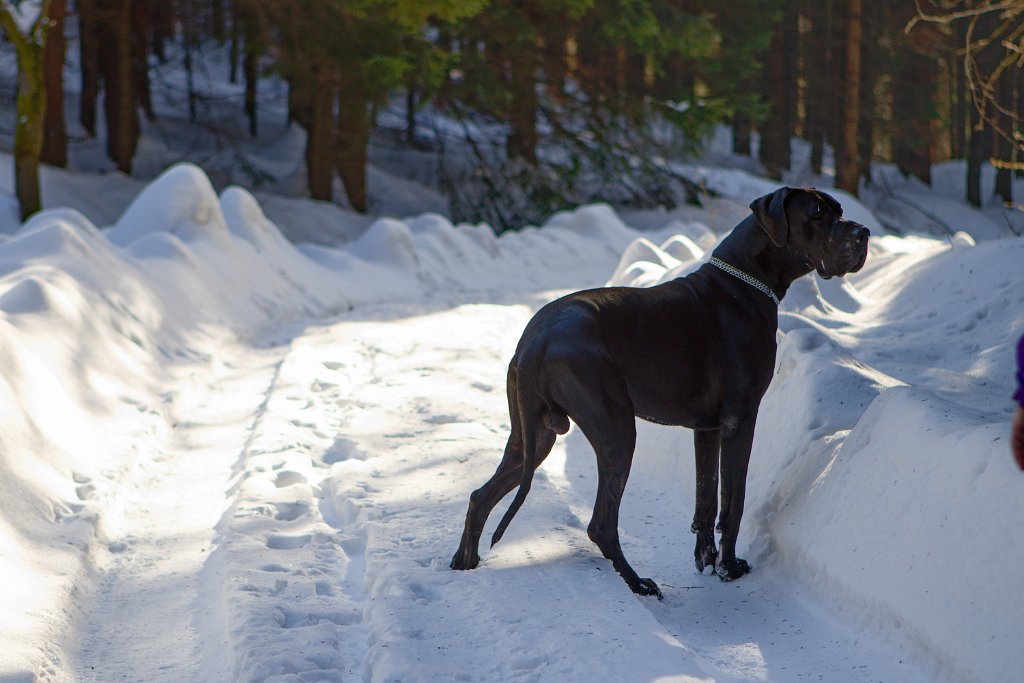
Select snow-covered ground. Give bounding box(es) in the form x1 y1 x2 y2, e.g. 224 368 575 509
0 161 1022 683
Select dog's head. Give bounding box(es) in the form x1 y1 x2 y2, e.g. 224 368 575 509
750 187 869 279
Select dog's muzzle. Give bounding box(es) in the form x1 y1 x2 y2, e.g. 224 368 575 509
822 221 869 278
842 223 870 273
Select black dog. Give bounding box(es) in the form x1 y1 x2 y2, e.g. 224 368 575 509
451 187 869 597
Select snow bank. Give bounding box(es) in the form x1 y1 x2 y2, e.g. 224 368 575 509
611 227 1024 682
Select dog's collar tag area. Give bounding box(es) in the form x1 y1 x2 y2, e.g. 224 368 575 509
708 257 780 306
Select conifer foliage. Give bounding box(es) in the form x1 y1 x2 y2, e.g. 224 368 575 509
2 1 1022 225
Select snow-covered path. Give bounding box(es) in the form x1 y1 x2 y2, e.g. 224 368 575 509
60 291 945 682
69 343 289 682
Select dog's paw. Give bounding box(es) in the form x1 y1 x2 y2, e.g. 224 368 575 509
715 558 751 582
694 543 718 574
630 577 663 600
449 551 480 571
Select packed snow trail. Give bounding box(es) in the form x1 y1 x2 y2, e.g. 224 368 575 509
61 291 946 682
68 342 291 682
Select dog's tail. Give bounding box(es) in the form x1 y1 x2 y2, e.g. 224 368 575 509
490 465 532 547
490 407 567 547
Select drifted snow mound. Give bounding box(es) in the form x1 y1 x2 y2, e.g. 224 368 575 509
302 202 644 295
0 163 656 679
107 163 232 247
624 232 1024 683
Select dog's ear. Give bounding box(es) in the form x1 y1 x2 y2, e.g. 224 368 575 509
749 187 793 247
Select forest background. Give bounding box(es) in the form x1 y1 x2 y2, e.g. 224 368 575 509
1 0 1022 231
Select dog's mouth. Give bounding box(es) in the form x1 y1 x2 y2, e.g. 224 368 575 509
814 248 868 279
820 236 869 279
849 242 869 273
815 259 834 280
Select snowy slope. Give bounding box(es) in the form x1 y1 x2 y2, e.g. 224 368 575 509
0 162 1021 682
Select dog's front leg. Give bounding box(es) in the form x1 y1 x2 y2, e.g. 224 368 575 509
715 415 755 581
691 429 720 573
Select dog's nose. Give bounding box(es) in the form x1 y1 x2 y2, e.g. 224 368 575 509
850 225 870 244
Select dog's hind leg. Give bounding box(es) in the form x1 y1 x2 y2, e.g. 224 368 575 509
451 365 561 570
451 365 525 570
489 371 566 547
691 429 720 573
450 431 524 570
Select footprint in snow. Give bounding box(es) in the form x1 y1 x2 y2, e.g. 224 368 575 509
274 470 307 488
273 501 311 522
323 438 368 464
424 414 461 425
266 533 311 550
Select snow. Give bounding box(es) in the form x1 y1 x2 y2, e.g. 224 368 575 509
1 0 44 34
0 160 1021 683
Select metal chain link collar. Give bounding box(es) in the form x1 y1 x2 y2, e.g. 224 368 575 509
708 257 780 306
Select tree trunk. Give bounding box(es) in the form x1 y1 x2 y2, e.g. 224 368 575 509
99 0 138 174
288 76 309 130
132 0 154 121
732 119 751 156
211 0 226 43
856 1 877 186
507 47 538 163
759 5 796 180
304 66 335 201
78 0 98 136
541 22 567 102
405 85 417 145
243 15 258 137
15 62 45 219
892 49 936 184
41 0 66 168
0 5 51 220
804 0 837 176
337 83 370 213
966 121 987 207
835 0 862 195
150 0 173 62
229 2 240 83
994 72 1014 202
949 26 967 160
891 5 939 186
183 0 197 122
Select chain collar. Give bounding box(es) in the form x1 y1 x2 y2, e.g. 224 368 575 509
708 257 780 306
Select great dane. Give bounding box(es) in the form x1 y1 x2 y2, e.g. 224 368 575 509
450 187 870 597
